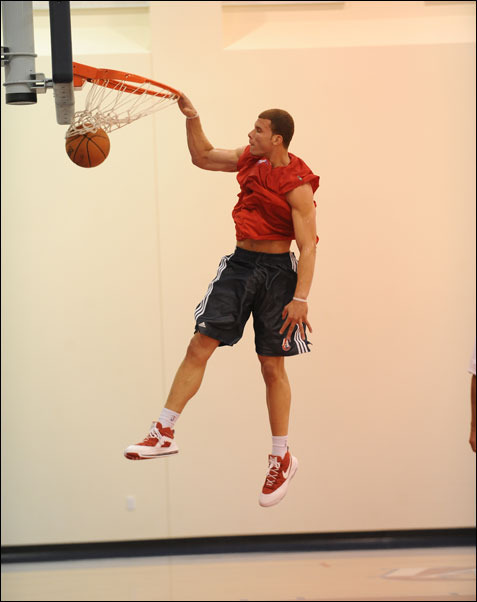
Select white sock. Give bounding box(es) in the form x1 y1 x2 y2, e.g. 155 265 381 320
271 435 288 458
159 408 180 430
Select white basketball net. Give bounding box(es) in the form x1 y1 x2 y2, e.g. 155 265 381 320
66 66 180 137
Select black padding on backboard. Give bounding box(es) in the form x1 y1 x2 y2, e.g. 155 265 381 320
49 1 73 84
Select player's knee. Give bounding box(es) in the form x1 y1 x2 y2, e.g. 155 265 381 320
259 357 284 385
186 333 218 364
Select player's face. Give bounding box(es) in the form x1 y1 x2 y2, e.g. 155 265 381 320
248 118 276 155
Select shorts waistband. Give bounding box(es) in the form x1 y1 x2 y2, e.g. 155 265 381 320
233 246 292 262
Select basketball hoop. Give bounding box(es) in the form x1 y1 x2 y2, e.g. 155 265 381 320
66 62 181 137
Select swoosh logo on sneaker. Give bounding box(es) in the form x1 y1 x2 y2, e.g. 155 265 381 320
282 460 292 479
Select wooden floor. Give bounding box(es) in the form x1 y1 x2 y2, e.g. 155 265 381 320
1 546 475 601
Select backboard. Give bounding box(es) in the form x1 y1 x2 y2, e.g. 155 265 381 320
49 1 74 124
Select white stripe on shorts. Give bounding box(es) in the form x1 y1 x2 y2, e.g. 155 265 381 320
194 254 233 322
289 252 298 273
294 327 309 354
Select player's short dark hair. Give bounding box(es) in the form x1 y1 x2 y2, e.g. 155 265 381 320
258 109 294 148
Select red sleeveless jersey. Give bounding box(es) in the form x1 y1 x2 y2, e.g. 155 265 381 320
232 146 320 242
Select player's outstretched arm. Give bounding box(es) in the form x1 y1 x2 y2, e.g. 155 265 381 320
178 93 245 172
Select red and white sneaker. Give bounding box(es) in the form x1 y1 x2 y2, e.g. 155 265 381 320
124 422 178 460
259 449 298 507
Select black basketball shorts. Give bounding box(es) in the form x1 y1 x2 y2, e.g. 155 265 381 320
194 247 311 357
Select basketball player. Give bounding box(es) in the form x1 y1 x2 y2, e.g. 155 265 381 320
125 94 320 507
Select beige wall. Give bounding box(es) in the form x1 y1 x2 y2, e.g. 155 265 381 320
1 1 475 546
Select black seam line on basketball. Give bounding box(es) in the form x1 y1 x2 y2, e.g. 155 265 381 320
73 135 88 162
87 137 108 158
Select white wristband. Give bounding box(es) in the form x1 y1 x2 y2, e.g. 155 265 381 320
293 297 308 303
186 113 199 120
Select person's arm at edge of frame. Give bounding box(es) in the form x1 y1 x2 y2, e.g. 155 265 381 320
470 373 476 452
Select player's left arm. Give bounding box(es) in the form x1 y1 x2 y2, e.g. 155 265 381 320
280 183 317 342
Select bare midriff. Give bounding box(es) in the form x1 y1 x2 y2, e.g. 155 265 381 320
236 239 292 254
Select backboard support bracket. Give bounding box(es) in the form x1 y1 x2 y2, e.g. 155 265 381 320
1 1 75 123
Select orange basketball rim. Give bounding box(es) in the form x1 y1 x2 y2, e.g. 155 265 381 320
66 62 182 137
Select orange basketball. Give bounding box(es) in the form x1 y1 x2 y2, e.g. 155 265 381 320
65 128 110 168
